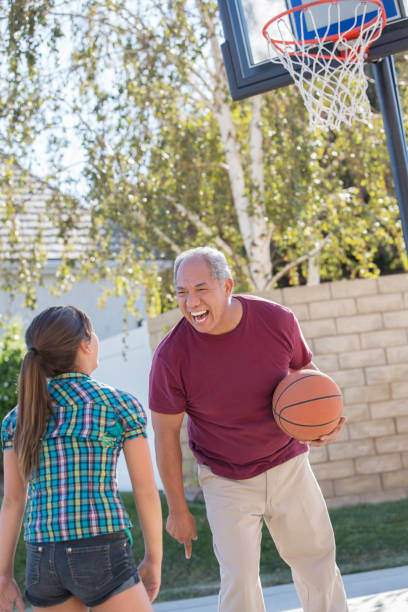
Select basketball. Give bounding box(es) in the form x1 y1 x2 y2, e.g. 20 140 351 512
272 369 343 441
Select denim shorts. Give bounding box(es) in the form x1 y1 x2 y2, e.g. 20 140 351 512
25 531 140 608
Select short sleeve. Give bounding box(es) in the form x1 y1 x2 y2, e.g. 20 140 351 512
289 312 313 370
116 394 147 441
1 407 17 451
149 351 187 415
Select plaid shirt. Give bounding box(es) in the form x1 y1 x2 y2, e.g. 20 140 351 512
1 372 146 542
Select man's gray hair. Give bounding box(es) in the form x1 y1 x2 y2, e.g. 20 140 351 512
174 246 232 285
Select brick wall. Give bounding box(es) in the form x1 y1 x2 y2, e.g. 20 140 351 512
147 274 408 507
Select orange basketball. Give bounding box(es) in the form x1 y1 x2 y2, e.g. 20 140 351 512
272 369 343 441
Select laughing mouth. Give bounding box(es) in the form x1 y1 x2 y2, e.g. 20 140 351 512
191 310 209 323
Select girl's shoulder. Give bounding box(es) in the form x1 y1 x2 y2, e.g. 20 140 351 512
1 406 18 448
88 377 142 408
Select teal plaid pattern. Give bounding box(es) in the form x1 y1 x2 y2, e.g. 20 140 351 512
1 373 146 542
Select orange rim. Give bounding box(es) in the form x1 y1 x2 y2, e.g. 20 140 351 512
262 0 386 60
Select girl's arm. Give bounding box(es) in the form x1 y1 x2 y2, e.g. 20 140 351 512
123 437 163 603
0 449 27 612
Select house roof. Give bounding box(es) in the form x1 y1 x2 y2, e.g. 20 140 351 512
0 158 91 261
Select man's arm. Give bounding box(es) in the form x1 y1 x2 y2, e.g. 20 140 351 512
151 411 197 559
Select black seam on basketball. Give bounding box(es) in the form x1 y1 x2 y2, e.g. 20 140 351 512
277 416 340 427
274 373 332 408
278 394 343 412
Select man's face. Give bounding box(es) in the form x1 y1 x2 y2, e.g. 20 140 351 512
175 256 233 335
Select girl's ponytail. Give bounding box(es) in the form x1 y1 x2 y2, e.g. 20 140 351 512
14 349 51 480
13 305 92 481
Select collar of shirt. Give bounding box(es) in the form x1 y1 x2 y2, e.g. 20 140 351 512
50 372 91 383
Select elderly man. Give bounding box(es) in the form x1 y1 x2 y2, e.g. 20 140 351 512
149 246 348 612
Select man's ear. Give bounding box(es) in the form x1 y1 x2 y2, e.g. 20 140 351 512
225 277 233 296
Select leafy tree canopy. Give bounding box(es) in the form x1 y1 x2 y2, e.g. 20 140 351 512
1 1 407 314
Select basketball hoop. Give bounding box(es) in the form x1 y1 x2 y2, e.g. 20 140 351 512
262 0 386 131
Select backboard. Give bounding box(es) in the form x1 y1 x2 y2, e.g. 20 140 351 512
218 0 408 99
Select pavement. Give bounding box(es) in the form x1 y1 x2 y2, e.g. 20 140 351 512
153 565 408 611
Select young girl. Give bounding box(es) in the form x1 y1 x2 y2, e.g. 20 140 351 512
0 305 162 612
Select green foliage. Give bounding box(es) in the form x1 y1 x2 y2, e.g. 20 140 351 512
0 317 25 471
0 2 407 313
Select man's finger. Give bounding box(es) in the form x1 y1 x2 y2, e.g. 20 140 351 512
184 538 192 559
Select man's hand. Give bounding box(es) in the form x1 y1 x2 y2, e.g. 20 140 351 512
0 576 25 612
166 510 198 559
302 416 347 447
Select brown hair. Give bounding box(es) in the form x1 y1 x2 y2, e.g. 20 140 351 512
14 306 92 480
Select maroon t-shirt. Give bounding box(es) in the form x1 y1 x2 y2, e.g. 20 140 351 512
149 295 312 479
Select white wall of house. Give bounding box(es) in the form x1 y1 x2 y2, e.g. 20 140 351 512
0 266 144 341
94 322 163 491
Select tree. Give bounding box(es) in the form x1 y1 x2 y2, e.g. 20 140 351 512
0 317 25 472
1 1 407 314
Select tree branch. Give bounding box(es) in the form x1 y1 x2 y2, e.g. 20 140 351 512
266 235 331 290
165 196 250 277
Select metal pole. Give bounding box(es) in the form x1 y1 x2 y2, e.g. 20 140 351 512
372 55 408 254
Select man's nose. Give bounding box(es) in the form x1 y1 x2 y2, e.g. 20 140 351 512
186 292 200 307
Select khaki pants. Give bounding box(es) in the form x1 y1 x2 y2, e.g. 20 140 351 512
198 453 348 612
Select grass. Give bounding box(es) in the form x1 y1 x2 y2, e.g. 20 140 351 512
6 494 408 603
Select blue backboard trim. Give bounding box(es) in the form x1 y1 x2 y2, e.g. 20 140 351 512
289 0 399 41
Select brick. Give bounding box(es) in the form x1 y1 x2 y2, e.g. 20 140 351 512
358 489 408 504
387 346 408 364
326 495 360 508
328 438 374 460
392 382 408 399
349 419 395 439
403 453 408 468
339 349 385 369
336 422 349 441
405 292 408 309
329 369 365 387
290 303 309 321
313 459 355 480
355 453 401 474
377 273 408 294
345 384 389 405
383 469 408 489
282 284 331 305
345 403 370 422
396 416 408 433
310 299 356 319
314 335 360 354
309 446 328 463
313 354 339 372
375 434 408 453
302 319 337 338
384 310 408 329
366 364 408 385
370 399 408 419
361 329 407 349
330 278 378 298
318 479 334 498
336 313 383 334
357 293 404 313
258 288 283 304
334 474 381 496
148 308 180 333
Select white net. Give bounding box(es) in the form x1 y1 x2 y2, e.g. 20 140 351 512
263 0 386 132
